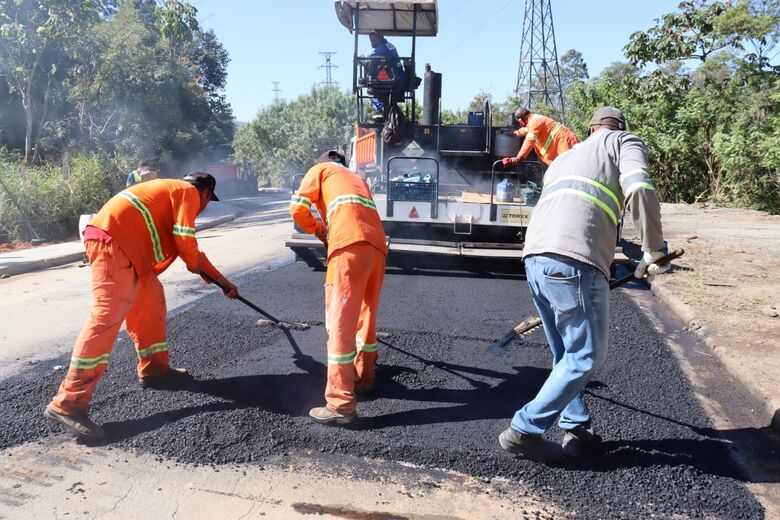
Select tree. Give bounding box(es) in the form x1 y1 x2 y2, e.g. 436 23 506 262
0 0 104 163
568 0 779 212
559 49 589 89
234 86 356 187
155 0 199 61
624 1 736 66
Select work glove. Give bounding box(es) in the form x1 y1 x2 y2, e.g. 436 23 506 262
199 271 239 299
220 278 239 299
314 223 329 249
502 157 519 168
634 250 671 283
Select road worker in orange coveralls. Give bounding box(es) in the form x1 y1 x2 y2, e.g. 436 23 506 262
290 150 388 425
502 108 579 168
44 173 239 441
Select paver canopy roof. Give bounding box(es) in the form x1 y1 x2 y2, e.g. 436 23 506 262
334 0 438 36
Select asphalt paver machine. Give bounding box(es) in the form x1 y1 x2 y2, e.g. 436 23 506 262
287 0 546 263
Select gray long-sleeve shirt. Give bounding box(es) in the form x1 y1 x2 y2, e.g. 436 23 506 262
522 128 664 277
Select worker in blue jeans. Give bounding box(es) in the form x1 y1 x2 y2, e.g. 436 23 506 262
499 107 667 462
512 255 609 434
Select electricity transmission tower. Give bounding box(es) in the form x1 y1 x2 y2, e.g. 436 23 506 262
271 81 282 102
515 0 565 117
319 52 338 87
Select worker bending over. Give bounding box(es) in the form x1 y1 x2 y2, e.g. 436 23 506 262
502 108 579 167
290 151 388 425
499 107 667 462
45 173 238 441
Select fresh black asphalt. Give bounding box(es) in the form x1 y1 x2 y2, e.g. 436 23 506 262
0 261 769 518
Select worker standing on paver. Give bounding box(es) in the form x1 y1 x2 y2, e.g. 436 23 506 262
502 108 579 167
290 150 388 425
498 107 667 462
44 173 239 441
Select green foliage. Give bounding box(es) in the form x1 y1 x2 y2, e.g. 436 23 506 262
0 0 234 169
0 0 106 163
0 153 127 242
566 0 779 213
233 86 356 187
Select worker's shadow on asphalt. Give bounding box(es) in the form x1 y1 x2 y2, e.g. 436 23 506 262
552 388 780 482
99 327 326 443
359 339 780 483
98 332 779 483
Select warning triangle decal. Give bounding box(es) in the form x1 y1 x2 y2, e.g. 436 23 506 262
408 206 419 218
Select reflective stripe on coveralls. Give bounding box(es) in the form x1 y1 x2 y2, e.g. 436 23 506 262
70 353 110 370
540 123 562 156
131 170 141 183
328 351 357 364
290 195 312 209
356 339 378 352
137 341 169 359
118 190 165 263
538 176 621 226
619 168 656 198
326 194 377 220
172 225 196 238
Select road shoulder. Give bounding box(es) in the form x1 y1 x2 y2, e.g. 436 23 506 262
623 202 780 432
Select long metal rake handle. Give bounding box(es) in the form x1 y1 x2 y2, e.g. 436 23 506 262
200 271 283 325
488 248 686 355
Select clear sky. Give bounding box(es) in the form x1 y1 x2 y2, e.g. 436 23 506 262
191 1 683 122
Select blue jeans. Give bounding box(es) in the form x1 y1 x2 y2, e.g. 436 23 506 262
511 254 609 434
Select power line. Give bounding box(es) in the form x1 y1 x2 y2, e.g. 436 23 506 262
434 0 513 62
319 51 338 87
271 81 282 102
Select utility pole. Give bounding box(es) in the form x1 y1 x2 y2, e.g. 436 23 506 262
271 81 282 103
319 52 338 87
515 0 565 118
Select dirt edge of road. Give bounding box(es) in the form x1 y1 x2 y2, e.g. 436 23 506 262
623 202 780 432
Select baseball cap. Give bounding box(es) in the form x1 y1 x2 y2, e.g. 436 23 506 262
589 107 626 130
183 172 220 201
318 150 347 166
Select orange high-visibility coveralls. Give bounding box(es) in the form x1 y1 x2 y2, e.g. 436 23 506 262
514 114 579 165
49 179 228 416
290 161 388 414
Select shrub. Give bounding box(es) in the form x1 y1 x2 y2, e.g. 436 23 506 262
0 154 127 243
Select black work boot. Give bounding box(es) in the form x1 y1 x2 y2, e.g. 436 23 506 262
43 406 105 441
139 367 191 389
498 427 562 463
309 406 356 425
561 426 602 458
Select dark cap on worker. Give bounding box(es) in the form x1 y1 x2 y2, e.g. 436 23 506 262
318 150 347 166
183 172 220 201
589 107 626 130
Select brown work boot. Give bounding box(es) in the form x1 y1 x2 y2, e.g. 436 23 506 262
139 367 191 389
309 406 356 425
498 427 562 463
561 426 602 458
43 406 105 441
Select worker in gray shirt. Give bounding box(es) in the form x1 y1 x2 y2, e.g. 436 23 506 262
499 107 667 462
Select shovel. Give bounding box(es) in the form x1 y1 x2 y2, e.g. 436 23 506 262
200 271 311 330
486 248 685 357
